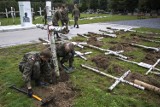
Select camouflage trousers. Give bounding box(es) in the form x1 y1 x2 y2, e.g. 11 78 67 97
19 61 52 82
74 17 79 27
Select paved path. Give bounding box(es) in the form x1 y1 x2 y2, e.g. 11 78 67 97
108 18 160 29
0 23 138 48
0 18 159 48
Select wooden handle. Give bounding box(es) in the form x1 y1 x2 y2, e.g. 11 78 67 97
32 94 42 101
134 79 160 93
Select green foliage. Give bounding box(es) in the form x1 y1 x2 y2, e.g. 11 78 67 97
134 27 160 33
1 29 160 106
0 14 138 26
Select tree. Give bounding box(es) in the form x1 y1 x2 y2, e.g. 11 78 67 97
99 0 108 10
90 0 99 10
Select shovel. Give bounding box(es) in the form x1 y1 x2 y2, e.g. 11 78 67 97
10 85 54 106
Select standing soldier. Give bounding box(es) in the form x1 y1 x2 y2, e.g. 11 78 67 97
52 6 62 38
72 4 80 28
19 49 53 97
56 42 75 73
43 6 47 25
61 5 69 33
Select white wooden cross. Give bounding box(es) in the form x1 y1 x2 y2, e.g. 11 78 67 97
81 64 144 91
75 51 92 60
118 57 160 75
131 43 160 52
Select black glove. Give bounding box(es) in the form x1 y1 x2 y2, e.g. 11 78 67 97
28 89 33 97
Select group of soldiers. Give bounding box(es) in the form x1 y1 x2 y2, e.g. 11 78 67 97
19 42 75 97
19 4 80 97
44 4 80 38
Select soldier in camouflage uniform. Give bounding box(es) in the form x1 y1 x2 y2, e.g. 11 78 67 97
60 5 69 33
43 6 47 25
19 49 53 97
52 6 62 38
56 42 75 72
72 4 80 28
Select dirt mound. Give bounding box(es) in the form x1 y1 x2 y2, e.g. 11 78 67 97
107 64 124 74
87 37 103 47
125 72 160 88
91 55 111 69
109 43 135 52
143 51 160 65
34 81 77 107
33 71 77 107
115 30 126 35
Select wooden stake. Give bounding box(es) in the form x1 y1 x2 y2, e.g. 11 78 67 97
134 79 160 94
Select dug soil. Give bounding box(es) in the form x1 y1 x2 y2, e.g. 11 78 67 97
143 51 160 66
91 55 111 70
33 70 78 107
87 36 103 47
90 55 160 89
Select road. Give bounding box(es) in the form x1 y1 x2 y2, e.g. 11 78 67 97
0 18 159 48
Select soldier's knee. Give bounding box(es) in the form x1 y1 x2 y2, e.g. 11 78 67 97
33 62 40 71
19 62 25 73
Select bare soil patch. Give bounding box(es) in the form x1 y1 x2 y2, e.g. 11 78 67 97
125 72 160 88
109 43 136 52
33 70 78 107
91 55 111 70
87 36 103 47
143 51 160 66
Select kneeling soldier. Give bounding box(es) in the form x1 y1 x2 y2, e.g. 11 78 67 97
56 42 75 72
19 49 53 97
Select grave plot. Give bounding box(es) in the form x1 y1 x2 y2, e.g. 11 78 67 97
33 70 78 107
71 29 160 95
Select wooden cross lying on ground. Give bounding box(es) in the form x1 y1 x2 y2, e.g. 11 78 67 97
106 27 133 32
141 38 160 43
71 42 87 49
77 34 104 41
81 64 144 91
77 33 89 39
118 57 160 75
88 32 117 38
75 51 92 60
145 59 160 75
99 29 115 34
131 43 160 52
82 44 128 59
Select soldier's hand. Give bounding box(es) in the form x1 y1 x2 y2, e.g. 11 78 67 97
28 89 33 97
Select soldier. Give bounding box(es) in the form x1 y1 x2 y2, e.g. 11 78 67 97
43 6 47 25
56 42 75 72
72 4 80 28
19 49 53 97
52 6 62 38
60 5 69 33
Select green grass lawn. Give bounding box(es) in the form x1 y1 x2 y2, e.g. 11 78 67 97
134 27 160 33
0 27 160 107
0 14 139 26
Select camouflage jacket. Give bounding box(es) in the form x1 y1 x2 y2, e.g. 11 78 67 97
52 10 62 26
72 8 80 18
56 43 75 58
61 9 69 21
20 52 51 83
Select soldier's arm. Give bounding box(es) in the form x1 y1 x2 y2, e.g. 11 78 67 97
72 10 74 17
22 60 34 88
42 62 52 82
79 11 80 18
58 11 62 20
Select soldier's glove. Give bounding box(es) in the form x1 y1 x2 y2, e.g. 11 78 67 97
49 80 53 84
28 89 33 97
